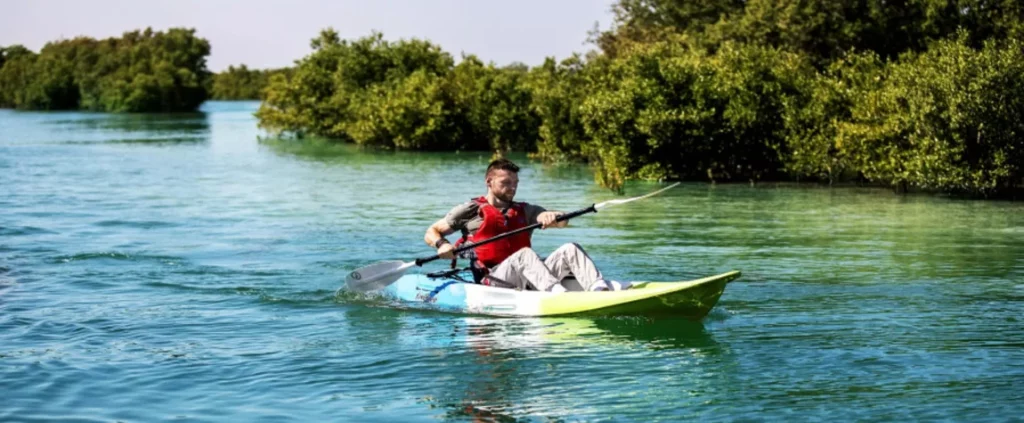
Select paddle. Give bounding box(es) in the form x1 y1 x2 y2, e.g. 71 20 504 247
344 182 681 293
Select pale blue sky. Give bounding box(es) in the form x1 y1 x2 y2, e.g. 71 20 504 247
2 0 616 71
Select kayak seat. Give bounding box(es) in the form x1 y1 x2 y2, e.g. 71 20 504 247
558 276 585 292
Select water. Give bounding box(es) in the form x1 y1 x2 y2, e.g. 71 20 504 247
2 102 1022 422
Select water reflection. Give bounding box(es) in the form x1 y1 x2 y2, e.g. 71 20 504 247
421 316 728 422
37 111 212 144
587 182 1024 284
258 136 497 168
340 302 410 347
59 136 209 145
48 112 210 133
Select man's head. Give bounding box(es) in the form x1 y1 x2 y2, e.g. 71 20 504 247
485 158 520 203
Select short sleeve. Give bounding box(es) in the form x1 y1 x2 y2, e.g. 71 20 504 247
444 202 479 231
522 203 547 225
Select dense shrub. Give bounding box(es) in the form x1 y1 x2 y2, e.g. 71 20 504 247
0 28 210 112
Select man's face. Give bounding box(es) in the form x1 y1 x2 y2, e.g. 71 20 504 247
487 169 519 203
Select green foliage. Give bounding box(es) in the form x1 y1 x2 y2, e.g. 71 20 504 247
344 69 449 149
579 38 812 190
0 45 38 108
595 0 744 57
447 57 539 152
270 28 352 139
599 0 1024 65
256 30 451 142
257 31 539 152
254 18 1024 196
211 65 291 100
837 36 1024 195
0 28 210 112
781 51 885 182
0 40 85 110
525 55 595 162
577 0 1024 195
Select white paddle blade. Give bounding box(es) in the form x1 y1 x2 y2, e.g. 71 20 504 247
345 260 416 292
595 182 680 210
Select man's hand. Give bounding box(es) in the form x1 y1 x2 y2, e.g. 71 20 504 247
437 243 455 259
538 211 567 229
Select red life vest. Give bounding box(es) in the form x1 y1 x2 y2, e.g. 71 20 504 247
465 196 532 268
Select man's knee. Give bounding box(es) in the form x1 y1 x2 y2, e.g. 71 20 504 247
509 247 541 261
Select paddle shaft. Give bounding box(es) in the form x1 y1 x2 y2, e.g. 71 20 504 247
413 204 597 266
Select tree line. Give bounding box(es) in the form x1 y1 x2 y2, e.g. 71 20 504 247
209 65 292 100
256 0 1023 197
4 1 1023 197
0 28 210 112
0 27 282 109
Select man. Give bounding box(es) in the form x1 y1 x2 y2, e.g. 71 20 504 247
424 158 627 292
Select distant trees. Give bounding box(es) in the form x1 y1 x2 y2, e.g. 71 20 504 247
210 65 292 100
0 45 38 108
0 28 210 112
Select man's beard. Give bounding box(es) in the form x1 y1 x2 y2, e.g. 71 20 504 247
495 192 515 203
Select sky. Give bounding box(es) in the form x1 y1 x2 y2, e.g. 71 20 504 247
1 0 616 71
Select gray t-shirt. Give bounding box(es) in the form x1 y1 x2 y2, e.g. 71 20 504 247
444 200 546 237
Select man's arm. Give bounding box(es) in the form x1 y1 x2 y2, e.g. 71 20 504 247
526 204 566 229
424 218 456 259
427 201 477 258
537 211 568 229
424 218 454 247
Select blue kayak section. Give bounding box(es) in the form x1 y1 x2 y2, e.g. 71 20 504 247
383 274 470 312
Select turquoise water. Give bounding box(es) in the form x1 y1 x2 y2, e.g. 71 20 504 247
2 102 1022 422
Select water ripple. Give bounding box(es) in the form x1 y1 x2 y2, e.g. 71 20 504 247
2 102 1022 422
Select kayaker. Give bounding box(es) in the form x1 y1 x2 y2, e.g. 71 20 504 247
424 158 629 292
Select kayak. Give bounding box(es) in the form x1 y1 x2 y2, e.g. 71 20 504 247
378 270 741 318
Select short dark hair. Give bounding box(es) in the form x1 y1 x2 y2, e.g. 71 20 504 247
486 158 520 177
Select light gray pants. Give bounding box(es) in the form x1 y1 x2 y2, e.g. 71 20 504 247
485 243 604 291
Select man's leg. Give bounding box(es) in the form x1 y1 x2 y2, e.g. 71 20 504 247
543 243 606 290
486 248 562 291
